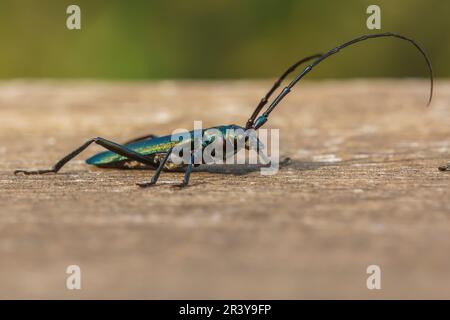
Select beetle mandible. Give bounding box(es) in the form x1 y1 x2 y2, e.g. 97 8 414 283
15 32 434 187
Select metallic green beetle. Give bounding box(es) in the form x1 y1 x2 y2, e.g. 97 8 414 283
15 32 433 187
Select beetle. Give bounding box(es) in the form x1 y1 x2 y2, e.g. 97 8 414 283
15 32 433 187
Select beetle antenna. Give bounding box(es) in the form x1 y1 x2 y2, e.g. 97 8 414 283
245 54 322 129
252 32 434 130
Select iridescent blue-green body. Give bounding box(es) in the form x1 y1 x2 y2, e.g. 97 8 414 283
14 33 435 187
85 124 246 170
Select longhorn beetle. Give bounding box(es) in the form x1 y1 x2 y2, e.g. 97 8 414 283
15 32 434 187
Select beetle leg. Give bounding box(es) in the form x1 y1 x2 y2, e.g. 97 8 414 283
174 152 195 188
123 134 158 145
137 148 174 188
14 137 154 175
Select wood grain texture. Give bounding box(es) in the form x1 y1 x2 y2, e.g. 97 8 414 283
0 79 449 299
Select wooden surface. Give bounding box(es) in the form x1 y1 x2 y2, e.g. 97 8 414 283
0 79 449 299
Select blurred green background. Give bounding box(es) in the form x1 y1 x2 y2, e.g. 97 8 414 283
0 0 448 79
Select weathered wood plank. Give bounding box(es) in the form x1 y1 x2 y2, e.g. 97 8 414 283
0 80 449 298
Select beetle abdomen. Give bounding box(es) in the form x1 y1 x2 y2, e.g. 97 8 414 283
85 135 176 166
